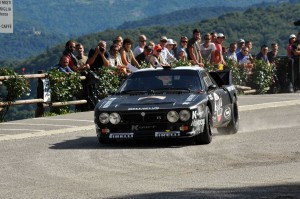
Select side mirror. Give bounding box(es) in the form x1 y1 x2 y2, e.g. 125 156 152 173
208 84 217 91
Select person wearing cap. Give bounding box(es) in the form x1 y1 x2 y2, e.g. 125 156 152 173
291 32 300 90
236 39 245 53
213 33 226 66
159 36 177 65
135 45 152 66
287 34 296 58
166 39 176 56
148 45 168 67
187 29 204 67
133 34 147 57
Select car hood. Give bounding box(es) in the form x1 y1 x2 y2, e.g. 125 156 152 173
96 93 206 111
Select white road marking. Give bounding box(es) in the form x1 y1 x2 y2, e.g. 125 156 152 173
239 99 300 112
0 129 44 132
2 123 77 128
0 99 300 142
0 125 94 141
33 118 94 123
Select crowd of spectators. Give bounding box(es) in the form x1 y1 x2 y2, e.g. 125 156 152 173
55 29 300 91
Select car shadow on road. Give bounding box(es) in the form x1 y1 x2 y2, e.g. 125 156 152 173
107 183 300 199
49 136 195 150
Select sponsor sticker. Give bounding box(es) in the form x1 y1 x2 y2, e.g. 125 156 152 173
224 107 231 119
128 107 159 110
155 131 180 138
109 133 134 139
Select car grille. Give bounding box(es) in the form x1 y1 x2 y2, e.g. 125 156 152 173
120 111 166 124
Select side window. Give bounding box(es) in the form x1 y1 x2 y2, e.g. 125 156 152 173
202 72 213 88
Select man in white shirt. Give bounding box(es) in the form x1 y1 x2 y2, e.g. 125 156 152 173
133 34 147 57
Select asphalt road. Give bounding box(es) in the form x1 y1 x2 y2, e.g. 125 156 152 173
0 93 299 199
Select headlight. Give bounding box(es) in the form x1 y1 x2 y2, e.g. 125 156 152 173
179 110 191 122
167 111 179 123
109 112 121 124
99 113 109 124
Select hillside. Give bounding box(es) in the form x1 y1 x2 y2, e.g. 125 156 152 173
0 0 279 61
12 3 300 73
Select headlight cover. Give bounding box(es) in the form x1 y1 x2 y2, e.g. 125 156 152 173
99 113 110 124
179 110 191 122
109 112 121 124
167 111 179 123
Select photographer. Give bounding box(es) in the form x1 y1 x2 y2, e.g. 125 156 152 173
87 40 110 71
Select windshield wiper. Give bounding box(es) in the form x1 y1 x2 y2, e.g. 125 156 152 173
118 90 148 94
151 88 191 93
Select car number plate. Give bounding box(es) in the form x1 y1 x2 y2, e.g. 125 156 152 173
155 131 180 138
109 133 134 139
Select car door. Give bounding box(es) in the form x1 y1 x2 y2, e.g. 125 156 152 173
201 71 230 127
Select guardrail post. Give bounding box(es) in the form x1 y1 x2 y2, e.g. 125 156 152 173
35 70 45 117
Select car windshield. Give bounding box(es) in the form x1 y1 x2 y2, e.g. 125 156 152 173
118 69 203 93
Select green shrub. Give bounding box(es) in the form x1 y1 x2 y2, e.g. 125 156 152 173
0 68 30 122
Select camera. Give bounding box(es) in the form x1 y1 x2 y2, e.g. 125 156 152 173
99 46 105 52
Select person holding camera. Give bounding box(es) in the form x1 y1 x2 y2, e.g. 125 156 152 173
87 40 110 71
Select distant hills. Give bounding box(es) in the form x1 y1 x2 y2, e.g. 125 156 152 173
0 0 280 61
10 2 299 75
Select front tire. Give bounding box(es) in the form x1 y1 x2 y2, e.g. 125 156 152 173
195 106 212 145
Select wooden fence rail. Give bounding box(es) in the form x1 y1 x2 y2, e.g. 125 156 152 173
0 72 87 117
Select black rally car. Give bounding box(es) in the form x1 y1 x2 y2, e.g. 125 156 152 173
94 66 239 145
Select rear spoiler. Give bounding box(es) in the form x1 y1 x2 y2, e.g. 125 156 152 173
209 70 232 87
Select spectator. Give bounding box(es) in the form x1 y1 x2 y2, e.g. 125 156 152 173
236 39 245 53
160 36 177 64
176 36 188 61
210 32 218 43
165 39 176 57
56 56 73 74
135 45 152 65
148 45 168 67
245 40 254 60
237 46 253 70
87 40 109 71
133 34 147 57
287 34 296 58
200 33 216 65
113 35 123 49
187 29 203 66
267 42 279 64
291 32 300 90
256 44 270 64
213 33 226 65
148 40 155 48
120 38 140 68
225 42 237 63
108 44 127 73
75 43 90 71
62 40 79 72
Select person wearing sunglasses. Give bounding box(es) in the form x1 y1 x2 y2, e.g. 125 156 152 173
176 36 188 61
200 33 216 65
